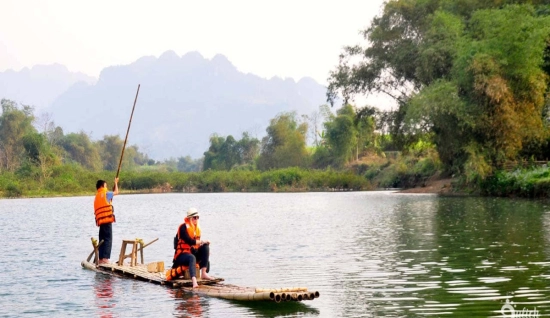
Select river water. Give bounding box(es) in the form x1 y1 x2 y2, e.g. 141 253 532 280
1 192 550 317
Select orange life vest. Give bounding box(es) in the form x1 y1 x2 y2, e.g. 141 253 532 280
173 219 201 260
94 187 115 226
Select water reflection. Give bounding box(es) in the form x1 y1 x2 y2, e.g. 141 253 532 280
170 289 207 318
227 299 320 317
93 274 116 318
356 196 550 317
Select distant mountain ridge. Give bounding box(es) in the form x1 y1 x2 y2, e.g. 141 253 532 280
46 51 327 159
0 64 96 110
2 51 328 159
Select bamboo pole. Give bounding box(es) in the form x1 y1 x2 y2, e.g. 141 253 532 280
114 84 140 184
87 239 104 263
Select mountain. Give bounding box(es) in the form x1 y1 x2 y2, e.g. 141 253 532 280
0 64 96 110
47 51 328 159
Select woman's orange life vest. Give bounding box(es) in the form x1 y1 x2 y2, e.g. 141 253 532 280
94 187 116 226
173 219 201 260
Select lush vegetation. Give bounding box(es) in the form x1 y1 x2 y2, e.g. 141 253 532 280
4 1 550 198
0 99 379 197
328 1 550 196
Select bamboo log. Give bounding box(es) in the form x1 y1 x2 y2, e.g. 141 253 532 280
87 239 104 263
255 287 307 293
81 260 97 271
81 260 318 303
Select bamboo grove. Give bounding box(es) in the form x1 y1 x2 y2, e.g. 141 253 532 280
328 1 550 191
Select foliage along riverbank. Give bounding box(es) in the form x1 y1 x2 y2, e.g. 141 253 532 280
3 155 550 199
0 166 373 198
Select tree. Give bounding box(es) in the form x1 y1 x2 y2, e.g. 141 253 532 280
60 132 102 171
97 135 123 171
203 134 238 171
203 133 260 171
257 112 309 170
324 105 357 165
236 132 260 167
328 1 550 176
177 156 202 172
0 99 37 171
22 132 60 186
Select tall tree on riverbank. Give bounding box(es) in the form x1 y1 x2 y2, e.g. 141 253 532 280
203 133 260 171
0 99 37 171
257 112 309 170
328 1 550 179
59 132 102 171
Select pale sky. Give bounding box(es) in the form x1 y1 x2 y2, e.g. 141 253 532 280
0 0 394 108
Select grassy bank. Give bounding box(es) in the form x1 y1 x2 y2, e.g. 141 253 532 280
0 166 372 198
5 150 546 199
479 165 550 198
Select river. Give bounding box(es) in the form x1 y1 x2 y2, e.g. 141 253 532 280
1 192 549 317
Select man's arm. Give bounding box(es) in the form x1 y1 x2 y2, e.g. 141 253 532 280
113 177 119 195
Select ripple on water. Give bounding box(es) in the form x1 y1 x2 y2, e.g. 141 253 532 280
1 193 550 317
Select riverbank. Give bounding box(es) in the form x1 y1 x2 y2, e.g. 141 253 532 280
397 178 464 195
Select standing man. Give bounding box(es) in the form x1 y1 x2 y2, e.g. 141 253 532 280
94 177 119 265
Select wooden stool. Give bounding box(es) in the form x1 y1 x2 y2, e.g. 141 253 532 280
118 239 138 266
183 264 200 279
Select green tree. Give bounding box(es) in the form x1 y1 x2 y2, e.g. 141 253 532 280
60 132 102 171
97 135 123 171
22 132 60 186
0 99 37 171
324 105 357 165
257 112 309 170
328 1 550 177
203 133 260 171
177 156 202 172
236 132 260 168
454 5 550 169
203 134 239 170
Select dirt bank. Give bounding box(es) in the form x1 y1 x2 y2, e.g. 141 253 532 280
397 178 456 194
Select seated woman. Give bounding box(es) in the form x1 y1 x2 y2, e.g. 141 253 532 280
167 207 213 287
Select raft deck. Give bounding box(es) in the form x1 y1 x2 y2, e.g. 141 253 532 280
82 260 319 302
82 237 320 303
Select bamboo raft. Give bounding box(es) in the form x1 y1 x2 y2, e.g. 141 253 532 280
82 237 320 303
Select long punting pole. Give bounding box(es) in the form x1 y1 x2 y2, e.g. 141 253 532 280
115 84 140 184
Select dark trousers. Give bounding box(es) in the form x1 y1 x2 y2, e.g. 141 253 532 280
173 244 209 278
98 223 113 259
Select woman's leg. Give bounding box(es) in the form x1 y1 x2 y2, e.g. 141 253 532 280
173 253 197 278
195 244 213 279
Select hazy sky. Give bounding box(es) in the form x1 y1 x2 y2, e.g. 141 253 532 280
1 0 394 107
